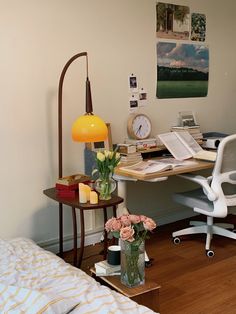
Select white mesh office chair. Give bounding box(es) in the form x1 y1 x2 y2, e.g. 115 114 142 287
172 134 236 257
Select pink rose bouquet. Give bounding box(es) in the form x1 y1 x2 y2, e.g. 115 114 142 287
105 214 156 244
105 214 156 287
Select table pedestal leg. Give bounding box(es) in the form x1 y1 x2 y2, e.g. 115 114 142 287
59 203 63 258
78 208 85 268
112 205 116 217
71 207 77 266
103 207 108 259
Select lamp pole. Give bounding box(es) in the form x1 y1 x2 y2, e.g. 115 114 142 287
58 52 91 178
58 52 89 257
57 52 107 257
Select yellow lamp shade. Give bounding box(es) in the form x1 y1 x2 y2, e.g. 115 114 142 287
72 114 108 142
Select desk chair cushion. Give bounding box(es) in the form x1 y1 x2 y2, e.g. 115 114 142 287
174 188 236 215
173 188 214 213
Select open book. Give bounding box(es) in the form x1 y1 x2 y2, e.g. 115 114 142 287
119 158 197 175
158 131 217 161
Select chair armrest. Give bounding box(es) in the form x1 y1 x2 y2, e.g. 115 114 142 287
207 175 213 184
177 174 218 201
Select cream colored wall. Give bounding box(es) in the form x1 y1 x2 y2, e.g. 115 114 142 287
1 0 236 250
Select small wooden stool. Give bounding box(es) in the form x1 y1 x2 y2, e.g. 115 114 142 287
90 267 161 312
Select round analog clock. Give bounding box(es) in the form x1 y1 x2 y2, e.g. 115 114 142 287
127 113 152 140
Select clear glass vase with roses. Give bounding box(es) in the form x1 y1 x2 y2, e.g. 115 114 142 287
105 214 156 287
92 150 121 200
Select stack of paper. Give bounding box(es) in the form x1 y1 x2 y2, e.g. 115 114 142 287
95 260 121 276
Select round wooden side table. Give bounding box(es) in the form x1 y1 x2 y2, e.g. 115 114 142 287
43 188 124 268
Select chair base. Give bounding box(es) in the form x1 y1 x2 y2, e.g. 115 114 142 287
172 217 236 252
190 220 234 229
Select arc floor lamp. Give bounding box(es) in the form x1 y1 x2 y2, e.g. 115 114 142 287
58 52 108 256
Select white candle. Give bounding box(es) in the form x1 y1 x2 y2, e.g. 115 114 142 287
90 191 98 204
84 185 91 201
79 183 87 203
78 183 85 190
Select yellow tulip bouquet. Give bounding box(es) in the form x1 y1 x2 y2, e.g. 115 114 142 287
92 150 121 200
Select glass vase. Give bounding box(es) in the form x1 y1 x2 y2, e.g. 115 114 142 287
94 175 116 200
120 239 145 288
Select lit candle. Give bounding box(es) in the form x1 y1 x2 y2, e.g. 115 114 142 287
84 184 91 201
90 191 98 204
79 183 87 203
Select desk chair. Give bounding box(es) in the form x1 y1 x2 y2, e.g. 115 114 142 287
172 134 236 257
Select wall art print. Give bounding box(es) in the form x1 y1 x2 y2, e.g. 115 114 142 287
156 2 190 40
191 13 206 42
156 42 209 99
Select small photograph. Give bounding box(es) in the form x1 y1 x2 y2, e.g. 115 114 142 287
139 88 147 107
130 99 138 108
191 13 206 42
182 118 195 127
179 111 197 127
129 94 138 110
156 2 190 40
139 89 147 100
129 75 138 92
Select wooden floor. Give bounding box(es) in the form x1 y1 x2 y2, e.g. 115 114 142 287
64 215 236 314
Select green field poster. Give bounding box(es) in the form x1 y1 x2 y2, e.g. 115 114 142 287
156 42 209 99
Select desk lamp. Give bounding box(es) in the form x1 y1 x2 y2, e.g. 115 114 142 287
58 52 108 255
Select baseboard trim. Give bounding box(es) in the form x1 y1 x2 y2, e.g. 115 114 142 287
157 210 198 226
38 229 103 254
38 211 197 253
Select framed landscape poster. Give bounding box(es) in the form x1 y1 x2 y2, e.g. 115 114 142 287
156 42 209 99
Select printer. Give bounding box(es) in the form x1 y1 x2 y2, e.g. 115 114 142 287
202 132 228 149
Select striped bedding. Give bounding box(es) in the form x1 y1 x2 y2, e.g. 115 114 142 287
0 238 158 313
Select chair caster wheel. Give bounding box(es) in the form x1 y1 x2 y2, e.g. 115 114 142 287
173 237 181 244
145 259 153 268
206 250 214 257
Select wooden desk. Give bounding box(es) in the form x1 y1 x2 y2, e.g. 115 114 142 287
114 158 214 263
43 188 123 268
115 158 214 181
90 267 160 312
114 158 214 214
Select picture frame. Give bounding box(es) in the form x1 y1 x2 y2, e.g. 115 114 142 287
179 111 198 127
85 123 113 151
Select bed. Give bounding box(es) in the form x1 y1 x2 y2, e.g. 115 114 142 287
0 238 158 313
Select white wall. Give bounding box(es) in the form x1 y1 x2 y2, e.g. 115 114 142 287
1 0 236 250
